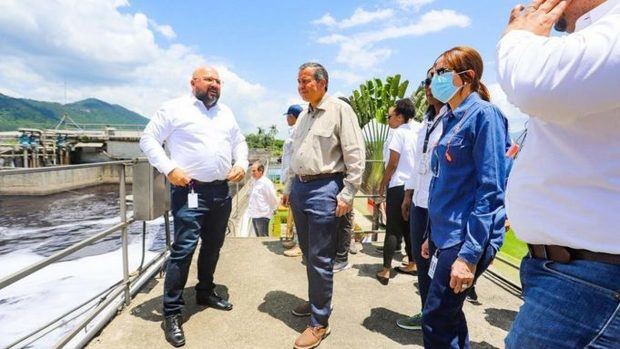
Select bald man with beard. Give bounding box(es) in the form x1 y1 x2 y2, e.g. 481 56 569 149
140 66 248 347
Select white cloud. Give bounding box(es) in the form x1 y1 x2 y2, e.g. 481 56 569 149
317 9 471 70
331 70 365 86
149 20 177 39
0 0 291 136
396 0 437 11
312 8 394 29
316 34 348 44
312 13 337 27
488 83 529 132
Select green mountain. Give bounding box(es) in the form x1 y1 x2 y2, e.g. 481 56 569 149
0 93 148 131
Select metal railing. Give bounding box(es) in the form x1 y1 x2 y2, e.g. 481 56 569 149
0 160 171 348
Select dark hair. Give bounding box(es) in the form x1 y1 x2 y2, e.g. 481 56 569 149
393 98 415 122
338 96 352 106
299 62 329 92
438 46 490 102
253 161 264 173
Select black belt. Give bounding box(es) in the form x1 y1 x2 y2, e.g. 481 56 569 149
297 172 343 183
528 244 620 265
191 179 228 186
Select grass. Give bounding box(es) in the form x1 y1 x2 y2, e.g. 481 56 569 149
498 229 528 264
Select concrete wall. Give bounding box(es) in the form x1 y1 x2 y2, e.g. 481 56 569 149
107 141 144 160
0 165 134 196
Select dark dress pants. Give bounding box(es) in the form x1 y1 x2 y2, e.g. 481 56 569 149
409 205 431 308
335 210 354 263
290 175 343 327
422 242 496 349
163 182 231 316
252 217 270 237
383 185 413 267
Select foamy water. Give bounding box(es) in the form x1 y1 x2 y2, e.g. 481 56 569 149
0 185 168 348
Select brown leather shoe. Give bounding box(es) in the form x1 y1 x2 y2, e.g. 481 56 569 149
293 325 331 349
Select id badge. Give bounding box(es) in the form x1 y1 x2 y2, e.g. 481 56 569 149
428 250 439 279
418 153 429 175
188 189 198 209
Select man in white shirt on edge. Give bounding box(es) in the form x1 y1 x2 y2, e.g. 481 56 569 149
281 105 304 255
497 1 620 348
248 161 279 236
140 65 248 347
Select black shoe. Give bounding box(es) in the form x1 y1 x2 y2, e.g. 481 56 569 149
163 314 185 347
466 286 479 304
196 292 233 311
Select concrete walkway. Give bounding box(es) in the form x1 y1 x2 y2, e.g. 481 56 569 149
88 238 522 349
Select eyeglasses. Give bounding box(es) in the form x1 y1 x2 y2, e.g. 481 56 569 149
435 67 453 76
195 76 222 85
421 77 432 87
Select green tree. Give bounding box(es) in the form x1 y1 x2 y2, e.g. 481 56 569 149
411 85 427 122
349 74 409 194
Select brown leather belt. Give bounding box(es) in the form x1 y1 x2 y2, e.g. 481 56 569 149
297 172 343 183
528 244 620 265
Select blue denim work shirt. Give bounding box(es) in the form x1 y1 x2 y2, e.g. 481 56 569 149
428 92 510 265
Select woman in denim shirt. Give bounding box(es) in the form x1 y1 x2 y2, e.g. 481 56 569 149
421 46 510 348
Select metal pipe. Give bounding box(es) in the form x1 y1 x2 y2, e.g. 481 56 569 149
119 165 130 306
5 280 123 348
0 159 141 176
0 218 134 290
55 250 169 349
53 287 125 349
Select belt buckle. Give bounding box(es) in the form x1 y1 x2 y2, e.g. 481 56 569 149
298 175 308 183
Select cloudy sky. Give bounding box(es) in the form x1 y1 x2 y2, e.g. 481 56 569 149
0 0 532 137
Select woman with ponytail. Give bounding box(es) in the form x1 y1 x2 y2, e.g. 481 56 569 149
421 46 511 348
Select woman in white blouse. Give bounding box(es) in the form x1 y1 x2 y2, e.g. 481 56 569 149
376 98 421 285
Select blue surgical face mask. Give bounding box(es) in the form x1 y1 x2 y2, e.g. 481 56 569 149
430 71 466 104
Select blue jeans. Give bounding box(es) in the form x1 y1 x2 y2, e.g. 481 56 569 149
506 257 620 349
410 205 431 308
423 243 496 348
252 217 270 237
290 175 343 327
163 182 231 316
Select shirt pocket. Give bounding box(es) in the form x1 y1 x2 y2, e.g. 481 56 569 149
312 124 336 154
445 135 472 165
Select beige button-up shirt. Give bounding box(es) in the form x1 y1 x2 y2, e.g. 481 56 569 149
283 94 365 204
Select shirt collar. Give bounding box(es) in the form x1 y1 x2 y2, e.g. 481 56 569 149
448 92 480 119
191 94 219 112
575 0 619 31
425 104 448 122
308 94 329 113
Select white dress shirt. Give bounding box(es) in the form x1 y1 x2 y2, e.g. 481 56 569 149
496 0 620 254
406 106 447 209
383 122 420 188
281 124 296 185
140 95 249 182
247 175 279 219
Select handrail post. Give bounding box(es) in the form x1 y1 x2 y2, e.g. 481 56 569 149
119 164 130 306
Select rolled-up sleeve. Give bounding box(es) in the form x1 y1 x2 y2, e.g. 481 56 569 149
496 23 620 121
459 107 508 265
139 106 177 176
338 105 365 204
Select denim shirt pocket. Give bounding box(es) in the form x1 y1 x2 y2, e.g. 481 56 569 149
445 135 472 166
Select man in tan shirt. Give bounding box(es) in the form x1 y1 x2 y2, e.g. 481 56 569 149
281 62 365 349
